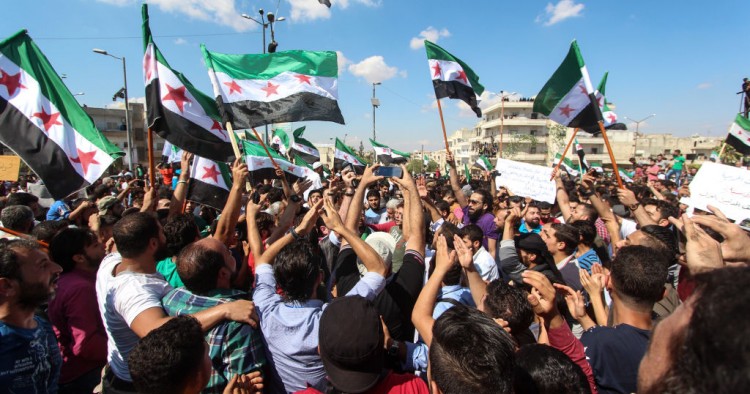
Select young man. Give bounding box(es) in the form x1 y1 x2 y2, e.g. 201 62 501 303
364 189 387 225
569 220 601 273
540 223 582 290
0 239 63 393
47 229 108 394
519 202 542 233
666 150 685 186
460 224 499 282
162 237 266 393
250 195 387 392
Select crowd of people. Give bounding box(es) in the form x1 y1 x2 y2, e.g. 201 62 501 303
0 147 748 394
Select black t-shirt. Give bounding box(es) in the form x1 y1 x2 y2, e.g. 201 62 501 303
334 247 425 342
581 324 651 394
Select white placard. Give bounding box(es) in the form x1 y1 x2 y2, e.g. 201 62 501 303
688 162 750 221
494 158 556 204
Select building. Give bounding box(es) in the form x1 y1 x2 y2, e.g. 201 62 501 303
446 97 634 170
84 103 166 170
634 133 724 161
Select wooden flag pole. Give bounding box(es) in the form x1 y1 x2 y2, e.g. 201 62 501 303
147 127 155 188
251 128 280 170
718 142 727 159
0 227 48 248
551 128 579 180
597 121 624 189
436 98 451 154
225 122 253 191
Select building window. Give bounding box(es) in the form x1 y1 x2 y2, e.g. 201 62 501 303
530 130 536 136
592 148 598 154
530 147 537 154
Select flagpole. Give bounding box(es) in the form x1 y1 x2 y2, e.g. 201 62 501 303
147 127 155 188
596 121 624 188
551 128 579 180
718 142 727 159
499 91 505 158
435 98 451 154
0 227 48 248
251 128 281 171
225 122 253 191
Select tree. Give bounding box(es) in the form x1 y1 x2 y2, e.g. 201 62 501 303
713 144 744 165
502 133 538 159
406 158 438 174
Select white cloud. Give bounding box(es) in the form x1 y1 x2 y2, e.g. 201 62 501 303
287 0 381 22
456 90 508 118
347 56 401 84
336 51 351 74
697 82 713 90
173 37 188 45
409 27 451 50
97 0 252 32
537 0 584 26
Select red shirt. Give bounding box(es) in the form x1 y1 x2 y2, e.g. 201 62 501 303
47 269 108 383
296 371 429 394
160 167 174 185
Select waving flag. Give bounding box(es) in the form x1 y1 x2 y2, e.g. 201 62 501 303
726 114 750 155
474 155 494 172
142 5 232 162
271 127 291 155
425 40 485 117
575 138 590 173
187 156 232 210
0 30 123 199
369 139 410 165
334 138 365 170
202 46 345 129
243 140 312 185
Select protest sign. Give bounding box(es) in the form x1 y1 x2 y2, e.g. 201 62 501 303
494 158 556 204
688 162 750 222
0 156 21 181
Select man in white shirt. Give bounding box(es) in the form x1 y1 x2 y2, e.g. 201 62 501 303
460 224 499 282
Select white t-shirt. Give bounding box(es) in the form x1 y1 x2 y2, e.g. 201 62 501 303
95 253 172 382
619 219 638 240
303 171 323 201
473 247 499 282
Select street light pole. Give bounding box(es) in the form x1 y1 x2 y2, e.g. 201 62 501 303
624 114 656 158
241 10 285 145
371 82 381 141
93 49 133 171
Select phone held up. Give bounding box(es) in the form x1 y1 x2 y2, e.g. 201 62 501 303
374 166 403 178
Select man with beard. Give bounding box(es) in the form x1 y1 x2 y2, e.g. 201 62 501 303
519 202 543 234
161 237 266 393
446 153 498 258
96 212 259 393
47 228 108 394
0 239 63 393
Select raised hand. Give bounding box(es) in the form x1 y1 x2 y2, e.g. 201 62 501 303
522 270 558 320
688 205 750 263
231 158 249 187
361 164 384 187
669 214 724 273
553 283 586 321
579 268 604 297
297 199 324 234
292 178 313 196
616 187 639 206
320 196 345 232
453 234 474 271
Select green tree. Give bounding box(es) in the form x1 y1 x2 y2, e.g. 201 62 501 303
502 133 538 159
713 144 744 165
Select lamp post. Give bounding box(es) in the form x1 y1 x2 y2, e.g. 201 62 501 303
624 114 656 158
93 48 133 171
241 10 286 144
371 82 381 141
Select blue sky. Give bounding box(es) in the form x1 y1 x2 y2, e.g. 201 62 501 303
3 0 747 151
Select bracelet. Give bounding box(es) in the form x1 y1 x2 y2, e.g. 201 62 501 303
344 192 355 197
289 227 303 241
177 180 188 185
580 189 595 197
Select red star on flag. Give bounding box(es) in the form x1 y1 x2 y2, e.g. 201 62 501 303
559 104 574 118
607 113 617 123
596 96 603 107
223 80 242 95
201 164 221 183
578 84 588 95
143 49 156 82
210 120 226 138
295 74 312 85
0 69 26 96
432 62 442 78
455 70 468 84
70 149 100 175
261 82 280 97
163 84 191 113
32 108 62 132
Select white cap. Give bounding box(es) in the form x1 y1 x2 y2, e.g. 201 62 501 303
312 161 323 170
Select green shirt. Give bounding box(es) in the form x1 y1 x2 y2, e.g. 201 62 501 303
156 256 185 288
672 155 685 170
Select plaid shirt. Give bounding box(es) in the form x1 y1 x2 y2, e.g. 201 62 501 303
162 288 266 394
595 217 611 245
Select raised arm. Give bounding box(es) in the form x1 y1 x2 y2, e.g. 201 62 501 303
257 199 323 266
455 234 487 307
322 196 386 276
168 152 193 219
616 187 657 227
412 234 455 347
245 195 266 264
500 208 527 284
391 165 425 254
553 170 572 221
213 159 249 246
344 165 384 233
581 171 621 246
447 152 468 208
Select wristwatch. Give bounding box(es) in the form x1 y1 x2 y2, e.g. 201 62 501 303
290 194 302 203
387 340 401 359
629 203 640 211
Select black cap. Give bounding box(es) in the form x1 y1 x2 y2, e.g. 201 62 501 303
319 296 384 393
516 233 548 255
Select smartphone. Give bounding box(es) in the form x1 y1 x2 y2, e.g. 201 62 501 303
375 166 403 178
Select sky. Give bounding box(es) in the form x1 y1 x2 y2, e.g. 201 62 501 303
3 0 748 152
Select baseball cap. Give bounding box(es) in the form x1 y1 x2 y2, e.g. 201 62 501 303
516 233 547 255
97 196 118 215
319 296 384 393
312 161 323 170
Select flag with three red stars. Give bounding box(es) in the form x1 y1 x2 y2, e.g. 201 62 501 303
0 30 123 199
425 40 485 117
533 40 602 130
143 4 233 162
186 155 232 210
201 45 345 129
242 140 314 185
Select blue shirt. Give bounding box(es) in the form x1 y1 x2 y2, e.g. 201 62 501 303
0 316 62 393
46 200 71 221
518 219 542 234
252 264 385 393
577 249 601 273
